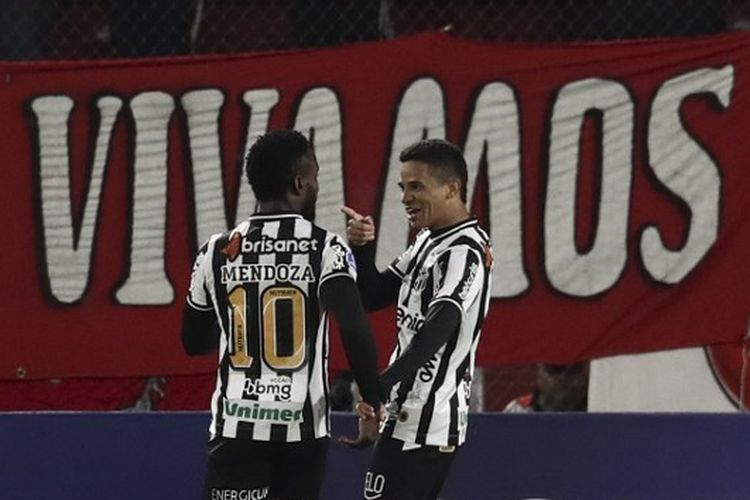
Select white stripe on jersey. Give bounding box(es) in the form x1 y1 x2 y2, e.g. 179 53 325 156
187 213 357 443
387 218 492 447
291 217 315 442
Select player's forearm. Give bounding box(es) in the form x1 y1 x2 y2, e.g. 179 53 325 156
320 277 383 407
340 325 383 408
351 243 400 311
181 306 218 356
380 302 461 394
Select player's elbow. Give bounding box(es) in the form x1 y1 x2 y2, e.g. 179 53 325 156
182 334 205 356
182 326 209 356
181 307 218 356
360 297 379 312
360 292 389 312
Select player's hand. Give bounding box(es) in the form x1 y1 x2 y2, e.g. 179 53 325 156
338 412 380 449
341 206 376 247
354 400 377 420
354 401 388 423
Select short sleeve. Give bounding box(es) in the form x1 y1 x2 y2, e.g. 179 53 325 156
186 240 213 311
320 234 357 286
430 246 484 312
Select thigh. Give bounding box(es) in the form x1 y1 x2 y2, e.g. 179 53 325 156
270 437 329 500
364 436 457 500
202 438 273 500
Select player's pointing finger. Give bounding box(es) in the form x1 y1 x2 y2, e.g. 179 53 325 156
340 205 362 221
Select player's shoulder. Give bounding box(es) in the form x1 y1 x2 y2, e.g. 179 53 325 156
445 221 491 252
455 219 490 242
469 223 492 248
303 218 326 236
309 222 348 249
196 231 226 254
313 228 357 274
202 220 251 258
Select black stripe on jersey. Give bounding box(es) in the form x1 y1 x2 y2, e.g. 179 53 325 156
448 235 486 259
387 230 427 279
447 392 459 446
300 224 327 441
448 357 470 446
387 264 406 279
272 217 296 377
448 230 491 445
430 219 479 244
415 323 461 444
268 217 298 442
237 223 262 440
300 394 315 441
441 249 481 304
269 421 287 442
401 238 440 308
211 233 232 434
394 372 418 411
313 227 328 436
309 225 325 291
321 313 331 435
275 300 294 357
235 418 255 439
381 417 396 440
244 222 262 380
465 229 492 345
420 253 448 316
470 251 491 345
401 234 432 278
211 234 232 336
456 230 492 270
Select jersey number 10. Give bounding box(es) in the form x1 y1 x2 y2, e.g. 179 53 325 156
227 285 307 371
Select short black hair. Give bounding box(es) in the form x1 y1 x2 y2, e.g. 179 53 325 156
399 139 468 202
245 130 310 202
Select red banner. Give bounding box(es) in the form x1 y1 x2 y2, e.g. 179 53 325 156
4 32 750 380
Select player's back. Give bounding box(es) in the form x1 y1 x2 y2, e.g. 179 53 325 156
196 213 349 443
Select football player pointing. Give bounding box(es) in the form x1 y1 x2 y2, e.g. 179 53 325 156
343 139 493 500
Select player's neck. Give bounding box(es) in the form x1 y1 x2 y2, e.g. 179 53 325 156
429 207 471 232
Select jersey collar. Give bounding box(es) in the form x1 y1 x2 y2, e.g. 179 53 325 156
248 212 304 221
429 216 477 241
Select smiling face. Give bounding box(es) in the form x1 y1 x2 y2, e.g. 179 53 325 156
399 160 459 231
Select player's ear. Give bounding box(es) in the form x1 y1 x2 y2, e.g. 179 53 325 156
446 177 461 199
292 175 304 195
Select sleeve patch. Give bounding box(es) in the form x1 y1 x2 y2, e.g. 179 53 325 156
329 241 349 271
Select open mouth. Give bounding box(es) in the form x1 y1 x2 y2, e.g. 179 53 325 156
405 206 420 221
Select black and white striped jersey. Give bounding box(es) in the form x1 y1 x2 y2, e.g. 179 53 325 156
385 218 493 447
187 213 358 442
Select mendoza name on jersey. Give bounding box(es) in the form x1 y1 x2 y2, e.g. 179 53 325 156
221 264 315 283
